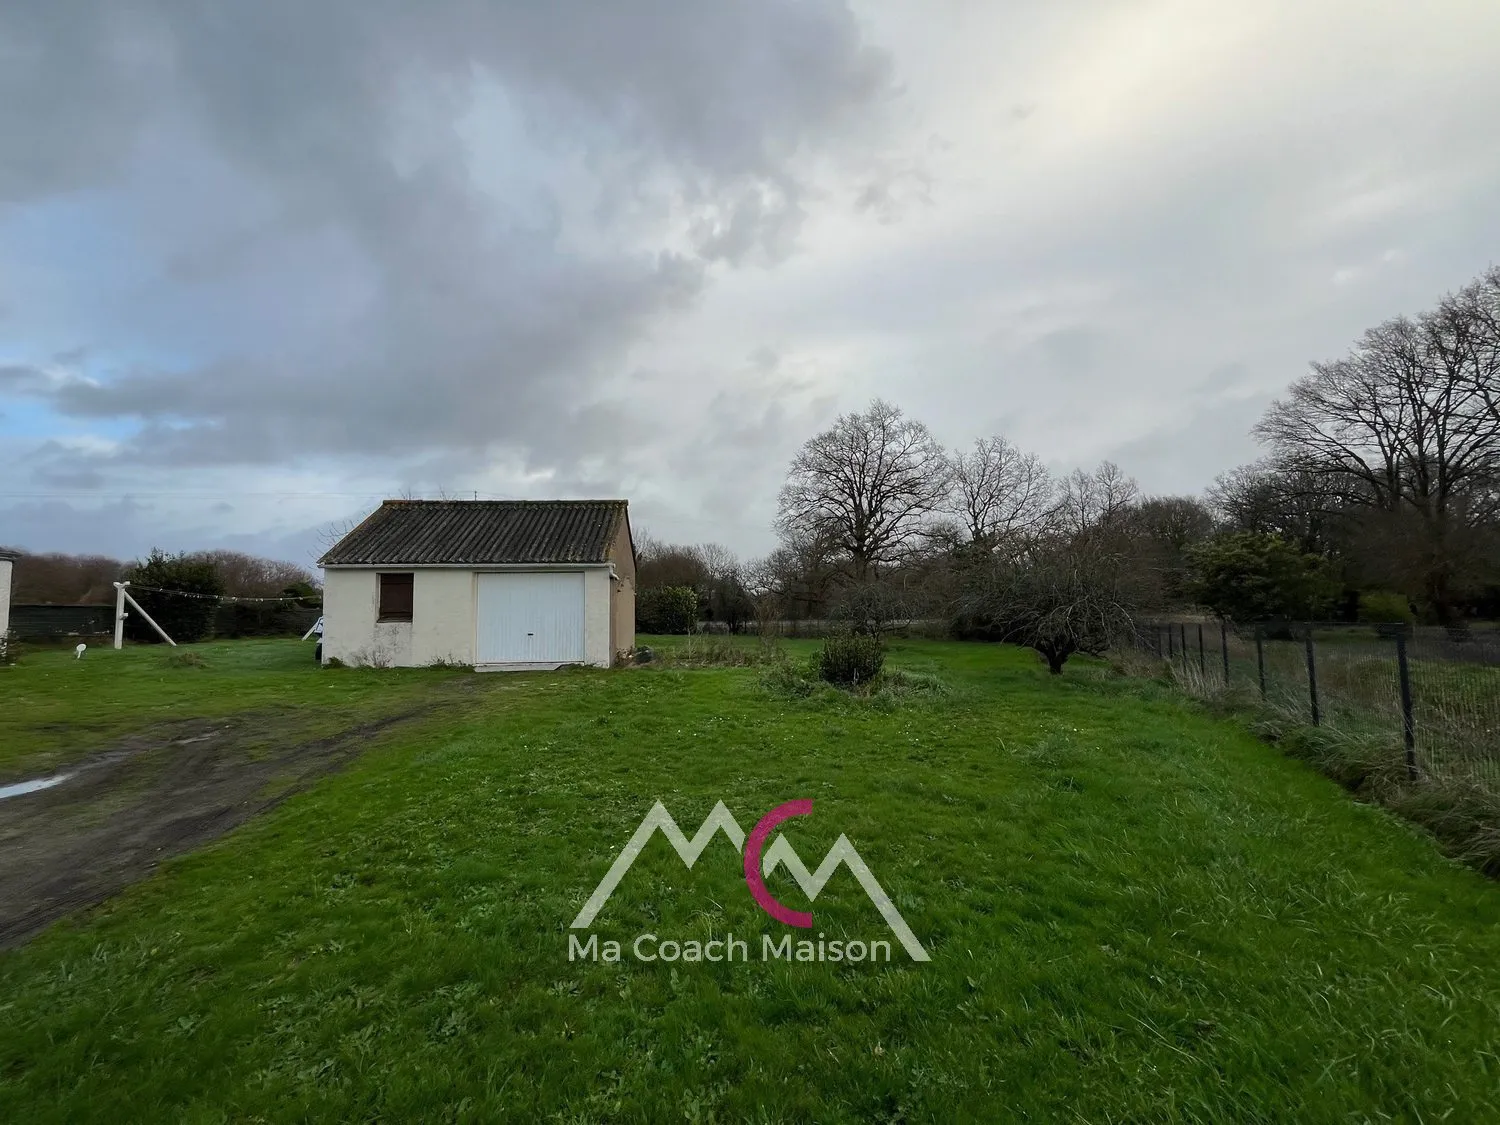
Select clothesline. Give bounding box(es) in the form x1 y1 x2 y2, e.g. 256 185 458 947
124 584 321 605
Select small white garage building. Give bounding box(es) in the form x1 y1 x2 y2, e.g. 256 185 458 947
318 500 635 670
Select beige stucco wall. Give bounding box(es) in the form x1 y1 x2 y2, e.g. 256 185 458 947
0 557 13 642
607 516 636 660
322 568 406 667
322 565 611 669
582 567 612 668
412 569 476 665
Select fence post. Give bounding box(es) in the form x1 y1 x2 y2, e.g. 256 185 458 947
1256 628 1266 700
1197 623 1206 678
1179 623 1187 668
1395 631 1417 780
1167 626 1174 659
112 581 130 650
1220 620 1230 686
1304 626 1320 726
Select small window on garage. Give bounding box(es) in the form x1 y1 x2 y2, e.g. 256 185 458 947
378 572 414 621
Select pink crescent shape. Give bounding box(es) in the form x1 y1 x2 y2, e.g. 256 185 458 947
744 799 814 928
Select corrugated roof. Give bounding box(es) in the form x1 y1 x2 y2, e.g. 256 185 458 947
319 500 629 566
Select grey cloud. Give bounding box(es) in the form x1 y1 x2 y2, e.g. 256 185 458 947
29 467 108 491
3 0 896 473
853 159 932 223
1033 327 1104 378
1102 383 1275 498
20 439 113 491
13 2 1496 566
0 4 165 203
0 364 46 391
0 498 158 559
748 347 781 372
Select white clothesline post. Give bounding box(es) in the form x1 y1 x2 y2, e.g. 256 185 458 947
113 582 127 650
113 581 177 647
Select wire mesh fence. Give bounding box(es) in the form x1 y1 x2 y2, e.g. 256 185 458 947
1131 619 1500 791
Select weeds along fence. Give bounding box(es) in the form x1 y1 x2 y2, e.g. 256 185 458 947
1130 620 1500 791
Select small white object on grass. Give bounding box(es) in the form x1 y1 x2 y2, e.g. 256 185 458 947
75 643 87 659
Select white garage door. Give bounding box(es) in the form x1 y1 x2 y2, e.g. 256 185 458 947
475 572 586 664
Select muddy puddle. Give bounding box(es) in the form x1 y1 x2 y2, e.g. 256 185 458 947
0 774 74 801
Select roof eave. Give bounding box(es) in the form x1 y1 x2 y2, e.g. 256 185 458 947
321 560 613 569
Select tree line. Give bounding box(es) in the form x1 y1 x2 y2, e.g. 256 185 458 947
2 547 318 605
2 547 321 644
637 266 1500 669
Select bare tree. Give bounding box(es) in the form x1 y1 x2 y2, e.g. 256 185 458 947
776 399 951 581
962 535 1137 674
635 534 709 590
1050 461 1139 537
828 576 912 639
189 550 315 597
741 555 786 637
5 547 312 604
949 436 1053 551
1129 496 1216 549
1206 460 1342 553
755 529 842 621
1254 306 1500 619
1120 495 1216 607
696 543 738 583
317 514 366 556
5 549 126 604
696 542 753 632
1433 265 1500 430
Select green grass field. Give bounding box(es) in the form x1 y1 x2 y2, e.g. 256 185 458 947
3 637 1500 1122
0 639 465 780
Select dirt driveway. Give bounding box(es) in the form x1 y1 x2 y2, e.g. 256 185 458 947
0 706 432 950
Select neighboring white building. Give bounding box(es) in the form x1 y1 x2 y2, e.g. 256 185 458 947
318 500 635 670
0 551 13 645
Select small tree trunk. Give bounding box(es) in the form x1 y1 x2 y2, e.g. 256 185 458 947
1425 567 1454 626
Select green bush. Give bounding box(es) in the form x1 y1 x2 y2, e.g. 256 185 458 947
873 668 950 699
816 634 885 687
124 549 224 644
1186 532 1340 622
637 586 701 634
1357 590 1415 625
760 661 818 699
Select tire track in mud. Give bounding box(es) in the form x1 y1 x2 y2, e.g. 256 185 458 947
0 703 446 951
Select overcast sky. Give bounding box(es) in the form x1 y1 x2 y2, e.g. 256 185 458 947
3 0 1499 567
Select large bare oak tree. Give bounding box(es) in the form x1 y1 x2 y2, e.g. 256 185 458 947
1254 299 1500 619
776 399 950 581
949 436 1053 551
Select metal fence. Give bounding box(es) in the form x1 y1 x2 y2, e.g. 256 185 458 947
695 619 948 638
6 602 322 642
1132 620 1500 790
7 604 115 640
